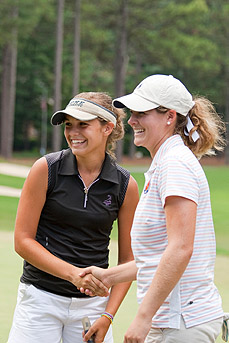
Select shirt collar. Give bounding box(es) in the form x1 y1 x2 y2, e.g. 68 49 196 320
147 135 184 173
58 148 119 184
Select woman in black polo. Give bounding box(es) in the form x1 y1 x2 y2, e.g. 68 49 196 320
8 92 139 343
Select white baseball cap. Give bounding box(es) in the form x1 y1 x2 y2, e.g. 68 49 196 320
51 98 117 126
113 74 195 116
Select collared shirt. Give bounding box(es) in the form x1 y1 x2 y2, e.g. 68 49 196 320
131 135 223 329
21 148 130 297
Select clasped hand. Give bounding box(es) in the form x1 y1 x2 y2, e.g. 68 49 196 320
77 266 110 297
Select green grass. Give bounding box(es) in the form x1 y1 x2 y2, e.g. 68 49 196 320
203 167 229 255
0 196 19 231
0 174 26 189
0 233 228 343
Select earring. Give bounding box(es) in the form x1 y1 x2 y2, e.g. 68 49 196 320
167 121 171 125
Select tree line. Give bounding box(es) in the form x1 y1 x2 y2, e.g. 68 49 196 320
0 0 228 162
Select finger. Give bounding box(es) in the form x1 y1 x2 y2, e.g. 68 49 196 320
84 277 109 297
84 288 95 296
79 287 87 294
91 275 109 293
84 326 96 342
79 283 103 297
83 286 108 297
79 275 109 297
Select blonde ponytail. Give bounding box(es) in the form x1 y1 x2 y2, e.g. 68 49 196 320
175 96 226 159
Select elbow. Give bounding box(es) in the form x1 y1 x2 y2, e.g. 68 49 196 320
170 241 193 265
14 239 22 256
14 237 26 258
180 244 193 264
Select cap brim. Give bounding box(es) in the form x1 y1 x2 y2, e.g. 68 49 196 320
113 93 159 112
51 109 98 125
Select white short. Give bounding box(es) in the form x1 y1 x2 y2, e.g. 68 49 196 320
145 316 223 343
8 283 113 343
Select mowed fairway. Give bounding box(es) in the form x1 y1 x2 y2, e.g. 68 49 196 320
0 164 229 342
0 232 229 343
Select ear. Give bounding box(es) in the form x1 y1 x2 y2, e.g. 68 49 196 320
166 110 176 125
103 122 114 136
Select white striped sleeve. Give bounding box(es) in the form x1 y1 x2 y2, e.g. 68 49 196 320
158 156 200 207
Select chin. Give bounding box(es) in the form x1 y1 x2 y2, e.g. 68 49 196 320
134 139 144 147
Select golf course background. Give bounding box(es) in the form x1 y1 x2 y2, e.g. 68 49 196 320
0 163 228 342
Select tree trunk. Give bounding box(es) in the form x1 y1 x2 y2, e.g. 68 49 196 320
0 7 18 159
128 53 142 159
225 71 229 165
224 11 229 165
72 0 81 96
40 92 48 156
114 0 128 163
52 0 65 152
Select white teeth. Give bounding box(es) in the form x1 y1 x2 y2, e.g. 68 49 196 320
72 139 85 144
134 129 144 133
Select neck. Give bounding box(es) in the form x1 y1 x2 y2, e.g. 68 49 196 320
149 133 172 158
76 152 106 186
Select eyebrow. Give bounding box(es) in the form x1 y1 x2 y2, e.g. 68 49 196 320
130 111 145 115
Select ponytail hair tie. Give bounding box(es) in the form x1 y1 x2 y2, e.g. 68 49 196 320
184 115 200 142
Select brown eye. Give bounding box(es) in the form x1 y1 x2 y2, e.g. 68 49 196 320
79 122 88 127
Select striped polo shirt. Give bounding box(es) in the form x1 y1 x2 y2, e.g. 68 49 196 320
131 135 223 329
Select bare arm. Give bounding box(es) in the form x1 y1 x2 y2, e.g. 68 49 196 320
123 196 197 343
103 175 139 311
14 157 108 296
83 175 139 343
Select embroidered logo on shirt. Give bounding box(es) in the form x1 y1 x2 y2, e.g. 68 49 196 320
103 195 112 206
144 180 150 194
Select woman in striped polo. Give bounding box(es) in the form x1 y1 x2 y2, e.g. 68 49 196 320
81 74 226 343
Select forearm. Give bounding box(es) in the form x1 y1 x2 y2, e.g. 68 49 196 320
106 260 137 286
104 281 132 317
15 236 79 283
15 236 109 296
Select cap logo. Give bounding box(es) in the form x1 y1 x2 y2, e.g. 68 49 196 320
68 99 85 107
51 98 117 126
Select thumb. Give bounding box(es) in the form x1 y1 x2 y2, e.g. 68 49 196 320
79 267 93 277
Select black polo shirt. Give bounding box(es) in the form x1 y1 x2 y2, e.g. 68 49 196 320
21 149 130 297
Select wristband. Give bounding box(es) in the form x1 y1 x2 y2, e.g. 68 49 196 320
101 312 114 324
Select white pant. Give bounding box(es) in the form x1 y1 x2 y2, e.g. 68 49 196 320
8 283 113 343
145 316 223 343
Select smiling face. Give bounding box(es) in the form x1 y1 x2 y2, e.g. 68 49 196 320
128 109 175 157
64 115 114 159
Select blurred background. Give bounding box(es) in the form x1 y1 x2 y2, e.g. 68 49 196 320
1 2 229 341
0 0 229 163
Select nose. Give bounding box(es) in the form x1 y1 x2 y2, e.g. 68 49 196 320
128 113 137 126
